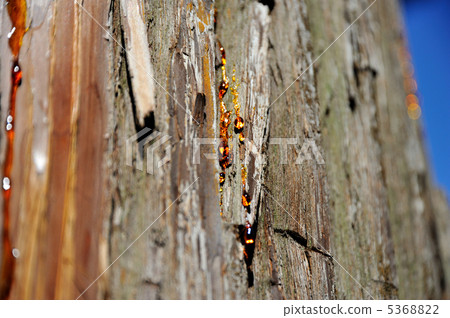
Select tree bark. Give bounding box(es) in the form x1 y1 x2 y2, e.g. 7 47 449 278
0 0 448 299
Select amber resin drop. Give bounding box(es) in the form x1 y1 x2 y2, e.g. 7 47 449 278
219 46 226 66
242 191 251 207
12 62 22 87
234 116 244 133
219 172 225 185
244 226 255 245
218 140 232 169
218 140 230 158
220 112 232 134
218 81 228 99
219 156 232 170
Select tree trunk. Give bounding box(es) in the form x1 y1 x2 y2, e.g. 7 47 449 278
0 0 448 300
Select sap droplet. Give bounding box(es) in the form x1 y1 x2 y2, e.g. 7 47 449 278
218 140 230 157
234 116 244 132
218 81 229 99
219 172 225 185
234 117 245 139
3 177 11 191
242 191 251 207
244 225 254 245
219 156 232 170
220 111 232 129
7 27 16 39
12 248 20 258
12 61 22 86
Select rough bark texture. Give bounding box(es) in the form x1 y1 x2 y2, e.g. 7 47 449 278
0 0 449 299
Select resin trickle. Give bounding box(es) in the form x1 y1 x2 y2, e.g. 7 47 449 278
1 0 27 300
217 41 231 215
230 69 245 142
216 15 255 283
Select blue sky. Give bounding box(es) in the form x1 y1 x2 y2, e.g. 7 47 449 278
401 0 450 197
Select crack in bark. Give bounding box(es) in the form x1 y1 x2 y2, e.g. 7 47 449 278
274 229 332 258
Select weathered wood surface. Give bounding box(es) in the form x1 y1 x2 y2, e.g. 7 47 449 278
0 0 109 299
0 0 448 299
